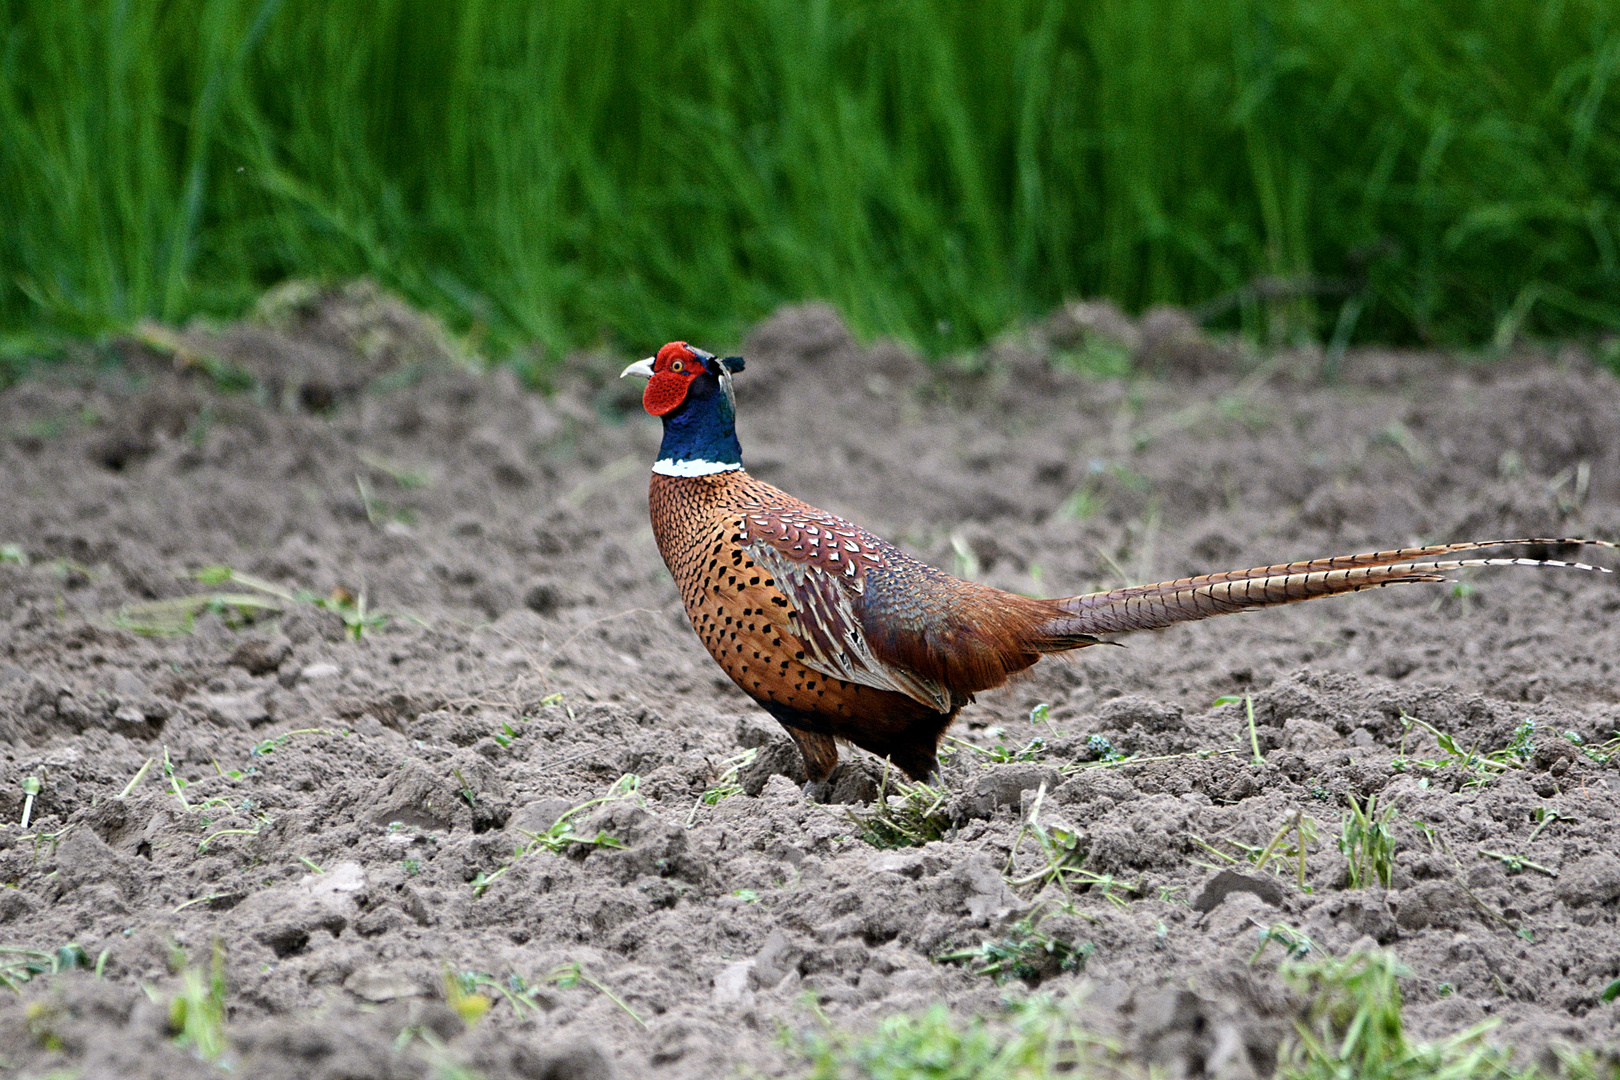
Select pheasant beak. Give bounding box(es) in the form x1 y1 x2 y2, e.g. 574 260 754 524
620 357 655 380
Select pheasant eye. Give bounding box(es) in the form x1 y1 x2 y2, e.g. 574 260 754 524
671 361 684 373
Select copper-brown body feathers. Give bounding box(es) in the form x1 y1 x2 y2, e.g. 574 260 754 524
649 467 1613 785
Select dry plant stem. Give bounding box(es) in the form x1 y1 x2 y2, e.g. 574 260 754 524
1253 809 1316 889
118 757 155 798
19 777 39 829
1479 850 1558 878
1245 694 1262 767
1525 812 1561 845
546 962 646 1029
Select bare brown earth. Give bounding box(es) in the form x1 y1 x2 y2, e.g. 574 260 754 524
0 283 1618 1078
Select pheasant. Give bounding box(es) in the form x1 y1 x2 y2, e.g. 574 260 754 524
622 341 1614 791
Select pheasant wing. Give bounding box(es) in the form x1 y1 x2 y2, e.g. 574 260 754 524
738 505 954 714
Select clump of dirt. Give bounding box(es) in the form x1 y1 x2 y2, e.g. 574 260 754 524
0 284 1617 1077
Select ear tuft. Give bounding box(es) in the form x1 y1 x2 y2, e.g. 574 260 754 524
721 356 745 373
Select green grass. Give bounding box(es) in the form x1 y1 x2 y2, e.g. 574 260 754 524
4 1 1620 377
792 951 1619 1079
167 943 229 1063
1340 792 1397 890
792 996 1120 1080
936 916 1093 986
844 772 951 849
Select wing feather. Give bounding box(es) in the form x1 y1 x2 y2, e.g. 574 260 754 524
739 507 954 714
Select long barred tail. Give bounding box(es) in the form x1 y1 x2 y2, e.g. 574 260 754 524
1042 538 1616 640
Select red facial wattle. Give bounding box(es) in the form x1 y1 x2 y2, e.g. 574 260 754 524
643 341 702 416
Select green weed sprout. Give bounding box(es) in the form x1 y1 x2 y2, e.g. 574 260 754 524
543 961 646 1028
1006 785 1139 904
1339 793 1396 890
471 775 638 896
1395 711 1548 789
0 943 94 993
843 763 950 849
684 747 757 827
792 996 1119 1079
937 916 1093 985
1281 950 1517 1080
168 942 228 1062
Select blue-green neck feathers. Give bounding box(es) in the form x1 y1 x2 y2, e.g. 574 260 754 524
653 376 743 477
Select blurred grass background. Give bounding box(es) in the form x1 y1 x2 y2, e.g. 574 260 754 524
3 0 1620 375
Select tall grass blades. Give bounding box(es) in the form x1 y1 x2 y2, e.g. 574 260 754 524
4 1 1619 370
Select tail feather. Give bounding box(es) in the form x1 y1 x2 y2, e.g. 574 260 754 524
1042 537 1615 640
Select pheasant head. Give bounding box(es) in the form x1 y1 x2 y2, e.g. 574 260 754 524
621 342 747 477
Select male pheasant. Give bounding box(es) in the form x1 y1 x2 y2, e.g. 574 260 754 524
623 342 1614 791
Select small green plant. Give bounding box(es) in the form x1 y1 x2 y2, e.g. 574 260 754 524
452 768 478 808
1395 711 1548 789
1339 793 1396 890
320 585 388 639
684 747 757 826
944 731 1048 764
1251 923 1318 963
1430 578 1478 614
211 758 258 782
1187 811 1317 894
1218 809 1321 891
18 775 41 829
1526 807 1561 844
937 916 1093 985
0 543 27 566
359 451 433 489
1055 336 1133 379
0 944 95 993
355 474 416 528
471 775 638 896
197 819 267 854
843 769 951 849
168 942 228 1062
1084 733 1126 763
117 757 155 798
133 322 256 392
791 996 1119 1079
1502 719 1537 763
1562 729 1619 766
443 966 493 1026
1060 482 1106 521
114 566 398 639
1478 850 1558 878
161 747 193 812
1280 950 1521 1080
111 590 282 635
250 727 342 757
542 961 645 1028
1006 787 1139 904
949 533 981 579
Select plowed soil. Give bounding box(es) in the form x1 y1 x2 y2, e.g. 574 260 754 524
1 284 1618 1078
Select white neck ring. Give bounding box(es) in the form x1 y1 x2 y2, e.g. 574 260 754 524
651 457 743 477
